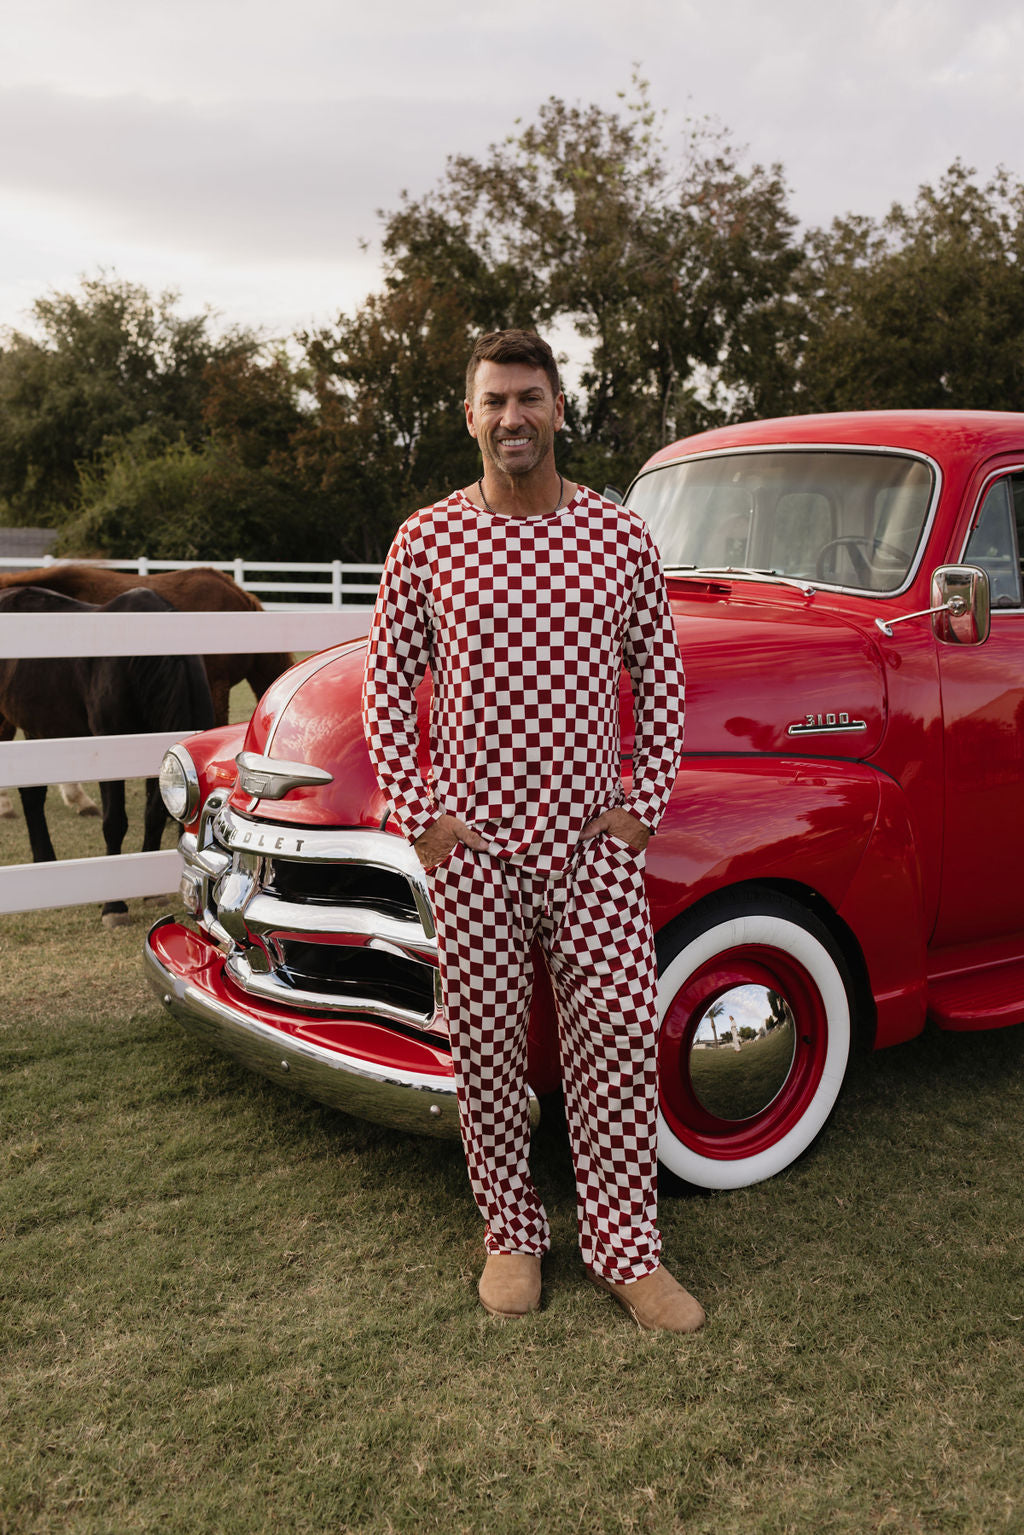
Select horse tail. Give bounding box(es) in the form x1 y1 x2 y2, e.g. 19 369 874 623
104 590 214 734
129 650 215 734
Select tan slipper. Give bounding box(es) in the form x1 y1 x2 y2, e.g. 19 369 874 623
478 1253 542 1317
588 1264 705 1333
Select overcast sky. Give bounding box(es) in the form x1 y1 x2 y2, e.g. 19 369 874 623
3 0 1022 346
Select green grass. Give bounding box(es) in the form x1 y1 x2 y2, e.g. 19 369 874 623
2 690 1024 1532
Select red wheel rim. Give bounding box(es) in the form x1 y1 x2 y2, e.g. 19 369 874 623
659 944 829 1161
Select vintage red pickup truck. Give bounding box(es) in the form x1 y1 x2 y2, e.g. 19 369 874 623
145 410 1024 1189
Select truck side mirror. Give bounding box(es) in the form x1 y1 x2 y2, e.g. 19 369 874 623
931 565 990 645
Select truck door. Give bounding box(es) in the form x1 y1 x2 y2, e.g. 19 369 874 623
933 466 1024 947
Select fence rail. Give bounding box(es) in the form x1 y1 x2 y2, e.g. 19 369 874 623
2 607 369 660
0 556 384 609
0 607 374 915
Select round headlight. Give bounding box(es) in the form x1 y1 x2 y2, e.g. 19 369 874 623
159 744 200 822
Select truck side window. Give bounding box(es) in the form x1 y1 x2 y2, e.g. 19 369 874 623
1012 476 1024 591
965 476 1023 608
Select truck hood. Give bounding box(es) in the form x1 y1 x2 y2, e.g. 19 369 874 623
648 585 887 758
231 592 887 827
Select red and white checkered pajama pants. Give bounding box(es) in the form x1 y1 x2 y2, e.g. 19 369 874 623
427 833 661 1283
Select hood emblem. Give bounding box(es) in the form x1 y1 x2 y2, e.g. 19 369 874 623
235 750 334 800
787 712 868 737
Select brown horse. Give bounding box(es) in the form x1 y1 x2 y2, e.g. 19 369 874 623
0 585 215 925
0 563 292 817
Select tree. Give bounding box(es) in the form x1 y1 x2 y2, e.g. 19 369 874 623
796 161 1024 411
60 433 331 563
376 80 804 490
0 275 256 524
296 276 484 559
56 346 346 562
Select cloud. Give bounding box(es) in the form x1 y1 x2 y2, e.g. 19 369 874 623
0 84 500 265
3 0 1024 338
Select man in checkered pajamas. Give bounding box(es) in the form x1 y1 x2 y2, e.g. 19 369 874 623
362 329 704 1333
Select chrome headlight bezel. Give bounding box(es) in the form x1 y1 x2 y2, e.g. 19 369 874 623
159 744 201 823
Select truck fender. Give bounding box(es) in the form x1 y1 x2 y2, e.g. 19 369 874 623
646 757 927 1048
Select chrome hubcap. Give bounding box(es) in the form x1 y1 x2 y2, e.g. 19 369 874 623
688 985 797 1121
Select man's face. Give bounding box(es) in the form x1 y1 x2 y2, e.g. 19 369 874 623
465 361 564 479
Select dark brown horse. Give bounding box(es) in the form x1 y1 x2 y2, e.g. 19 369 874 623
0 586 215 925
0 563 292 818
0 563 291 718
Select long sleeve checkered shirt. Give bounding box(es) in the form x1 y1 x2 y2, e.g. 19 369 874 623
361 486 685 874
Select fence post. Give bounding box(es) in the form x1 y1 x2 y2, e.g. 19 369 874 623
138 556 149 575
331 561 342 608
234 557 245 588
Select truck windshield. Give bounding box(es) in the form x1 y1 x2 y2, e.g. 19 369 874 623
628 449 935 593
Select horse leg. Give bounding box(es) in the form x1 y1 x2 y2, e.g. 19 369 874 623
60 782 100 817
0 717 16 818
208 677 230 727
17 785 57 862
142 776 170 853
99 779 130 928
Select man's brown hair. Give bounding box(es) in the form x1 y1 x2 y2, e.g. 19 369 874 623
465 329 561 403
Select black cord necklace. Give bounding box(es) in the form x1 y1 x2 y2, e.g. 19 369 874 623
477 474 564 517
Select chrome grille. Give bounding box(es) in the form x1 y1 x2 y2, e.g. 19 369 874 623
262 858 414 917
180 807 445 1038
273 940 434 1013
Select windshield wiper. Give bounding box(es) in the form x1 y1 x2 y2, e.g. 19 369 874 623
669 565 818 596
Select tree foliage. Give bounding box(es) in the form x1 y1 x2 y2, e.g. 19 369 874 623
295 277 482 559
61 437 319 562
376 80 803 489
0 276 255 523
796 161 1024 411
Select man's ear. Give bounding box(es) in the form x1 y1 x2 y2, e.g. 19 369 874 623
464 398 478 439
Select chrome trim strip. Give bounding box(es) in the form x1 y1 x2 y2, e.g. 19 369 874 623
786 719 868 737
225 952 438 1031
241 893 437 957
628 442 943 602
145 919 541 1137
214 810 420 871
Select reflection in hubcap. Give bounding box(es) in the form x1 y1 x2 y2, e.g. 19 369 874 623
688 985 797 1121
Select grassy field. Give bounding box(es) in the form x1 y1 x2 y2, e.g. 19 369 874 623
2 721 1024 1533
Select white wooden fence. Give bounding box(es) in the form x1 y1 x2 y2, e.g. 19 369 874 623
0 556 384 609
0 605 374 916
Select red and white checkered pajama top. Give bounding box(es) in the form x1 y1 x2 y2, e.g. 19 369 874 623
361 486 685 874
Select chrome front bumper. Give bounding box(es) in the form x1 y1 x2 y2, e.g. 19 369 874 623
145 917 540 1140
